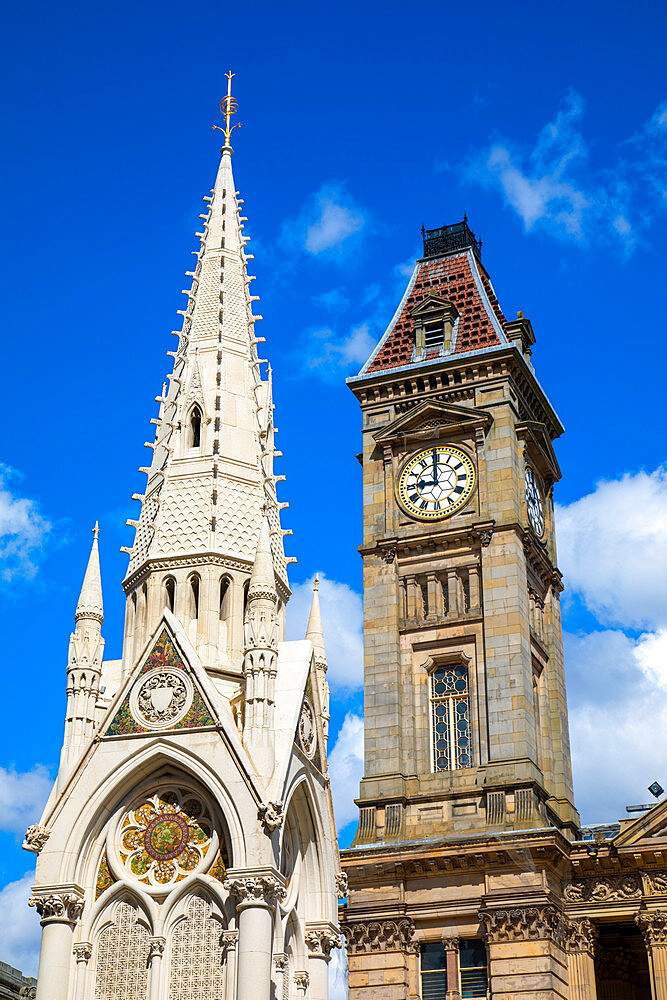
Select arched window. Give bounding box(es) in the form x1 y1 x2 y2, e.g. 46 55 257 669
219 576 232 622
164 576 176 613
168 896 225 1000
430 665 471 771
94 900 150 1000
189 575 200 620
189 406 202 450
243 579 250 621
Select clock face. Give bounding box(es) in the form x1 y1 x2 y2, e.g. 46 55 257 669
525 465 545 537
397 446 476 520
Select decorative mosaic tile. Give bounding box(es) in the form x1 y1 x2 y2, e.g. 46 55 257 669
95 848 115 900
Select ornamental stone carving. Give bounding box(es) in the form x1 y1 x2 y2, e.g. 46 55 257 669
294 972 310 996
274 954 287 973
131 669 192 729
298 699 317 759
565 918 598 955
563 874 642 903
341 918 417 954
478 529 493 547
478 906 564 945
379 545 397 564
335 871 348 897
29 890 84 923
442 933 460 952
148 937 166 959
644 872 667 896
73 943 92 962
636 910 667 947
23 824 50 854
221 930 238 954
223 874 286 906
305 927 342 957
258 800 284 833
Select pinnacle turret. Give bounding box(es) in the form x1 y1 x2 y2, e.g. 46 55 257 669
248 517 276 595
306 574 327 667
75 522 103 623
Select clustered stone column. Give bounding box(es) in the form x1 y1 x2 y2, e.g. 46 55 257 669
29 887 85 1000
565 918 598 1000
305 923 342 1000
636 910 667 1000
224 868 286 1000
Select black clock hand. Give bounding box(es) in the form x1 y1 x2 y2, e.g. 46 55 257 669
432 449 438 485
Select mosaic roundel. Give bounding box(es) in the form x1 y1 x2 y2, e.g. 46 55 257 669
117 787 216 889
130 669 193 730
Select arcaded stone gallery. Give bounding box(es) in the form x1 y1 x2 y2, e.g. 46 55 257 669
25 88 667 1000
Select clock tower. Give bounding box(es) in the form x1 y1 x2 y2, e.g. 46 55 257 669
340 220 581 1000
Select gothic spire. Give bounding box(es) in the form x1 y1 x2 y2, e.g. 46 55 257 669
305 574 326 666
248 516 276 595
75 522 103 623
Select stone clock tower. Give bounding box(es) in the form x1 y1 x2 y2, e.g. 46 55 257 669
340 220 582 999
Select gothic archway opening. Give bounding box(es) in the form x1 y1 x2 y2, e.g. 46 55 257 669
189 405 202 450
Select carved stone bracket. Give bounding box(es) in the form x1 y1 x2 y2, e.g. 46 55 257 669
23 824 50 854
565 918 598 955
274 953 287 973
258 800 284 834
378 545 397 565
335 871 349 897
479 906 564 945
29 887 84 925
341 918 417 954
478 529 493 547
294 971 310 996
636 910 667 947
564 874 642 904
221 929 238 954
223 871 286 908
305 925 343 958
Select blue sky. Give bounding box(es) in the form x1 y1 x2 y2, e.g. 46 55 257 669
1 0 666 974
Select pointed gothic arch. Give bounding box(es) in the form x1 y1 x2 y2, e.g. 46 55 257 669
186 403 203 451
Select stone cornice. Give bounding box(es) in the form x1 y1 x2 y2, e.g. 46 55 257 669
123 552 291 602
563 874 642 905
341 918 417 955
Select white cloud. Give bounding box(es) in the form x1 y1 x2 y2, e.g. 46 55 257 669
556 466 667 630
327 712 364 833
287 575 363 691
466 91 667 250
0 870 41 976
283 184 366 256
0 764 52 836
302 323 376 377
0 465 51 582
566 628 667 824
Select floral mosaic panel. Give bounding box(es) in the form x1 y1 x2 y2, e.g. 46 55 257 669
117 787 221 889
106 630 215 736
95 848 116 900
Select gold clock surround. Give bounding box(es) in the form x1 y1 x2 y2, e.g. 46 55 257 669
397 445 476 521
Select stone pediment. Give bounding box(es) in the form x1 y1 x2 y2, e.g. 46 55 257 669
516 420 561 485
373 399 492 444
613 797 667 849
409 293 458 318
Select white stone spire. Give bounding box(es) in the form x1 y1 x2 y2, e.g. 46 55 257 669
75 521 103 622
243 516 278 778
120 129 290 673
306 575 330 749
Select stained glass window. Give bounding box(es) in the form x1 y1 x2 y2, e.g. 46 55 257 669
430 666 471 771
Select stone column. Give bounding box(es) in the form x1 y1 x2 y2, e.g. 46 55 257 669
305 924 342 1000
72 943 92 1000
479 905 568 1000
223 929 239 999
224 869 286 1000
637 910 667 999
447 570 459 616
273 953 287 1000
565 919 598 1000
442 934 460 1000
30 888 84 1000
148 937 166 1000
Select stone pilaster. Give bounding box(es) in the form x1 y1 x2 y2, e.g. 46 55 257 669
565 918 598 1000
30 887 84 1000
636 910 667 999
342 918 417 1000
442 933 460 1000
479 905 568 1000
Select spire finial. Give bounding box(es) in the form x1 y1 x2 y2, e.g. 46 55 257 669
213 71 242 151
92 520 99 541
314 573 319 591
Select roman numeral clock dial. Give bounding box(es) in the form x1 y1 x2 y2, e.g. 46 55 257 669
525 464 545 537
397 446 476 520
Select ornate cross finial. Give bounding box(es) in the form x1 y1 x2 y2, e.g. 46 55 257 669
213 71 242 149
92 521 100 541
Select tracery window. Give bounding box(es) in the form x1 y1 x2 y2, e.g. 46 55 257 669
189 406 202 449
430 665 471 771
94 900 149 1000
168 896 226 1000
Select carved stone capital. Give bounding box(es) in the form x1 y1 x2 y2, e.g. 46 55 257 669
565 918 598 955
73 942 92 963
258 800 284 834
221 929 238 954
223 870 286 908
479 906 564 945
341 918 417 955
636 910 667 947
23 824 50 854
442 932 460 952
29 886 84 925
335 871 349 897
148 937 166 959
294 971 310 995
274 953 287 974
305 924 342 958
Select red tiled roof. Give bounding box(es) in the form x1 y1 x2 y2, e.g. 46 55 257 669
365 251 507 374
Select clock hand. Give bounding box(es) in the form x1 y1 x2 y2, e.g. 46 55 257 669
432 449 438 485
